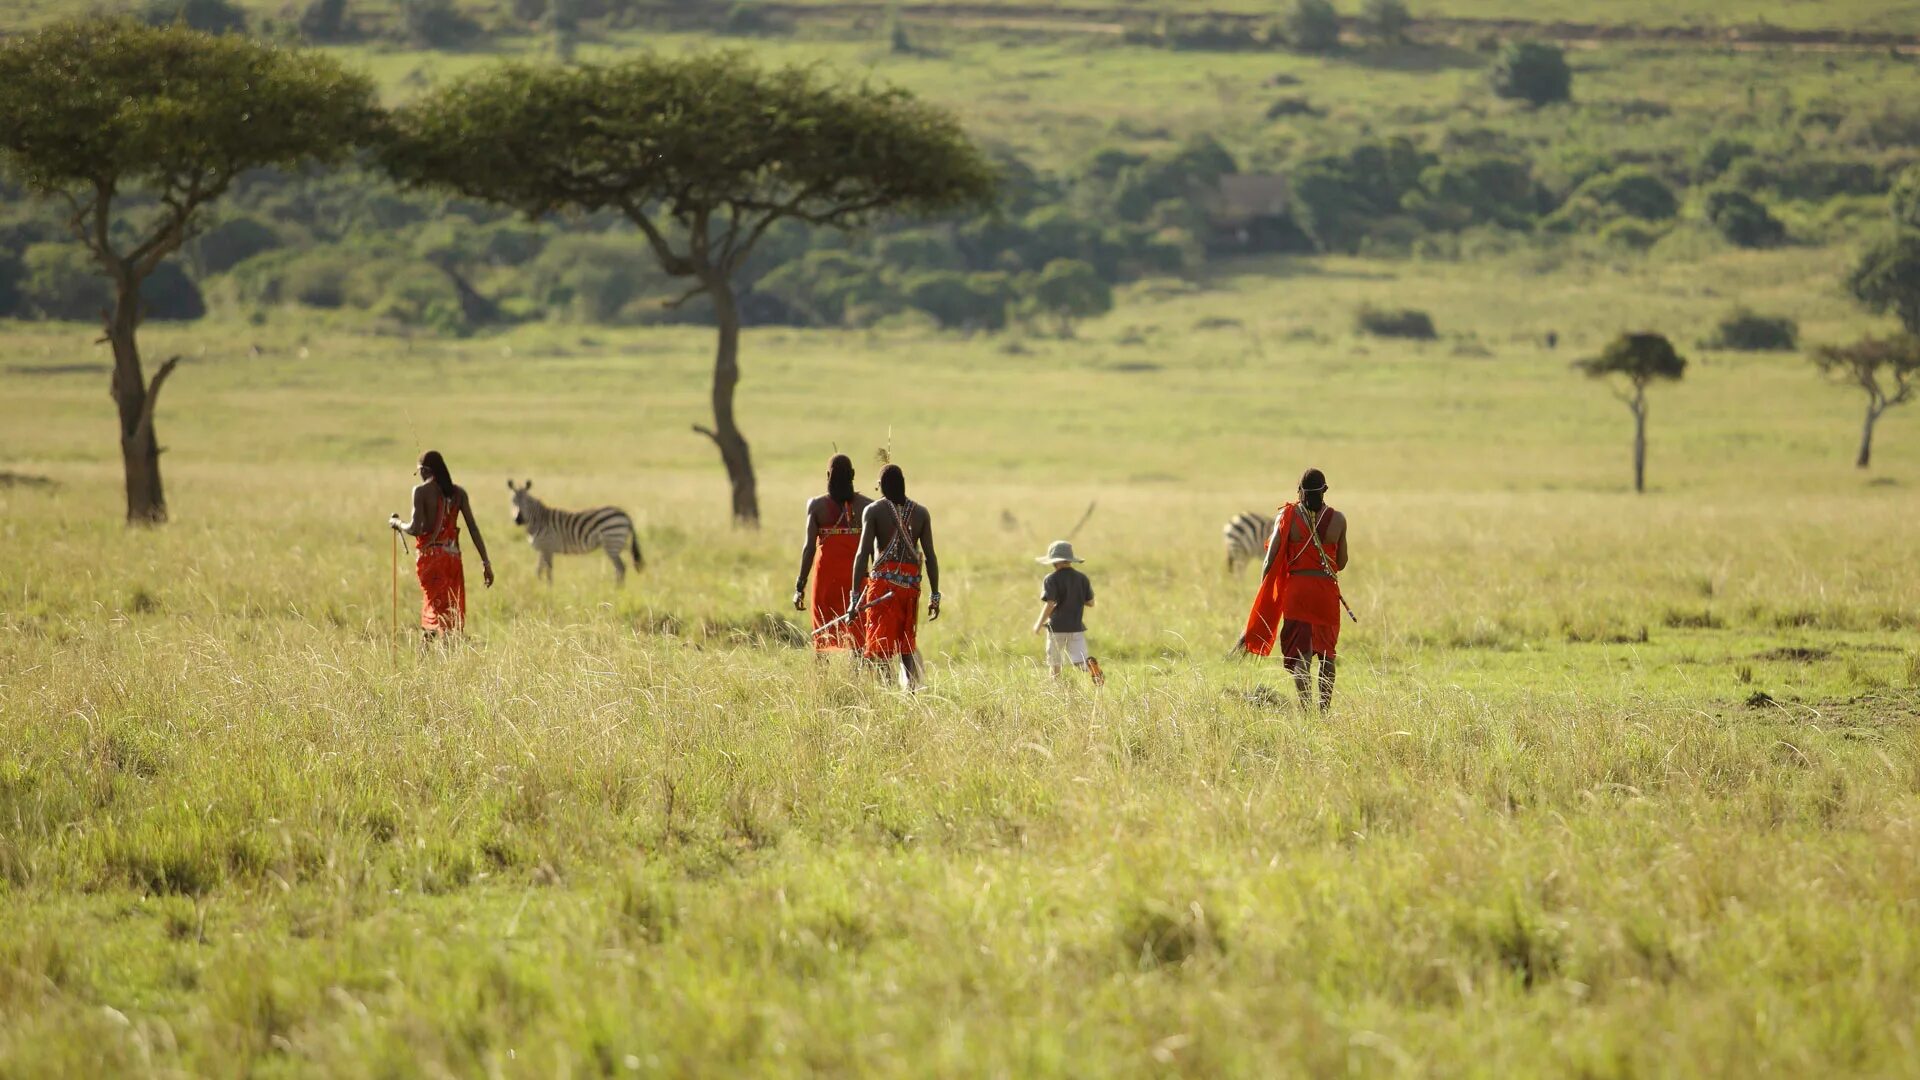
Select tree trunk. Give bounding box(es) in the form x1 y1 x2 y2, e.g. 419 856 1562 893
1631 396 1647 495
107 283 168 525
1857 404 1879 469
697 275 759 527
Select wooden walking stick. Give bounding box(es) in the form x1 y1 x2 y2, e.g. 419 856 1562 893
391 527 400 647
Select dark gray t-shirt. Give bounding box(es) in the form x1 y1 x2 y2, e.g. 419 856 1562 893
1041 567 1093 633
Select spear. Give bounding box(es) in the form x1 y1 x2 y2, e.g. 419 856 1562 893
811 590 894 639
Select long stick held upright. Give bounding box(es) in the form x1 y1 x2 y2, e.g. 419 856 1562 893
390 528 400 648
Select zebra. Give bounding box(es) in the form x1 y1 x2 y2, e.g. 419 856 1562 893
1223 510 1273 573
507 479 644 586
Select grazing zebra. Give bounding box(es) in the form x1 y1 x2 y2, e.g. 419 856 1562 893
507 479 644 585
1223 510 1273 573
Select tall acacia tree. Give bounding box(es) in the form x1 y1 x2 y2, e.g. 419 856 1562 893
383 54 997 526
1577 332 1686 494
0 19 379 523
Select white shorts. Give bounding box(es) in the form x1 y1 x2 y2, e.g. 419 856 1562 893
1046 631 1090 667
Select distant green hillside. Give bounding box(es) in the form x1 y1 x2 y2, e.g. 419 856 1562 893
4 0 1919 36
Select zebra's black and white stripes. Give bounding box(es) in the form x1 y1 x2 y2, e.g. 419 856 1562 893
1223 510 1272 573
508 480 644 585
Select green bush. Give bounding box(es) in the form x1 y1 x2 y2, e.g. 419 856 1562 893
143 0 248 33
298 0 350 41
1598 218 1666 251
1569 167 1679 222
19 244 203 322
401 0 482 47
194 217 284 276
1355 304 1436 339
1892 166 1920 231
20 244 110 321
1704 189 1787 248
902 271 1012 330
523 236 662 323
373 273 469 336
1406 155 1539 230
1361 0 1411 42
1490 42 1571 106
1024 258 1112 336
1286 0 1341 53
875 231 966 273
1704 309 1797 351
0 252 21 317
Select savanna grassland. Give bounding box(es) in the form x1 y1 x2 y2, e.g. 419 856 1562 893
5 4 1920 1077
5 239 1920 1076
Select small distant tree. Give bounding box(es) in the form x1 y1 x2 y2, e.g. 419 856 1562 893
1286 0 1341 53
1490 42 1571 106
384 55 996 525
1026 258 1112 337
1811 335 1920 468
1577 332 1686 493
1362 0 1411 43
1847 231 1920 335
0 19 380 524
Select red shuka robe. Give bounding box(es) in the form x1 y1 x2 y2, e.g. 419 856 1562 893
415 494 466 633
809 499 863 652
1241 502 1343 658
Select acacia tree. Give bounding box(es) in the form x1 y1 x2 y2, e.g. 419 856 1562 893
1577 332 1686 493
0 19 379 523
383 54 997 526
1811 335 1919 469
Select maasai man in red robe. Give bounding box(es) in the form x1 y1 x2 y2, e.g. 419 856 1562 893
1239 467 1348 709
390 450 494 638
851 464 941 690
793 454 873 652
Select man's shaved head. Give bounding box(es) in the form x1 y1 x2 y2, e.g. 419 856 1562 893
879 464 906 504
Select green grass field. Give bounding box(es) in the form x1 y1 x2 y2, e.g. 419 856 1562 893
8 0 1920 33
5 234 1920 1073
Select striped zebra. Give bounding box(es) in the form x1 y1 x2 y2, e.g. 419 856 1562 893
507 479 644 585
1223 510 1273 573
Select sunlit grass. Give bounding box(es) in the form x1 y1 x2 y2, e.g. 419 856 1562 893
4 242 1919 1072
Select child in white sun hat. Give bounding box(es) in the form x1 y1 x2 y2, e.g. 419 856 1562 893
1031 540 1104 685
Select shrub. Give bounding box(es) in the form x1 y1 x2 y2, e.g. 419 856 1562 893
298 0 350 41
722 3 778 35
902 270 1010 330
20 244 110 321
1892 165 1920 231
1362 0 1411 42
1598 218 1665 250
1025 258 1112 336
194 217 283 275
1704 189 1787 248
1574 167 1678 221
1355 304 1436 339
1705 309 1798 352
401 0 482 47
1490 42 1571 106
1694 137 1754 181
143 0 248 33
20 244 203 322
1286 0 1341 53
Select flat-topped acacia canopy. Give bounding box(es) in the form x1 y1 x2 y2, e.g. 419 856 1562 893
383 53 998 525
0 17 381 524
